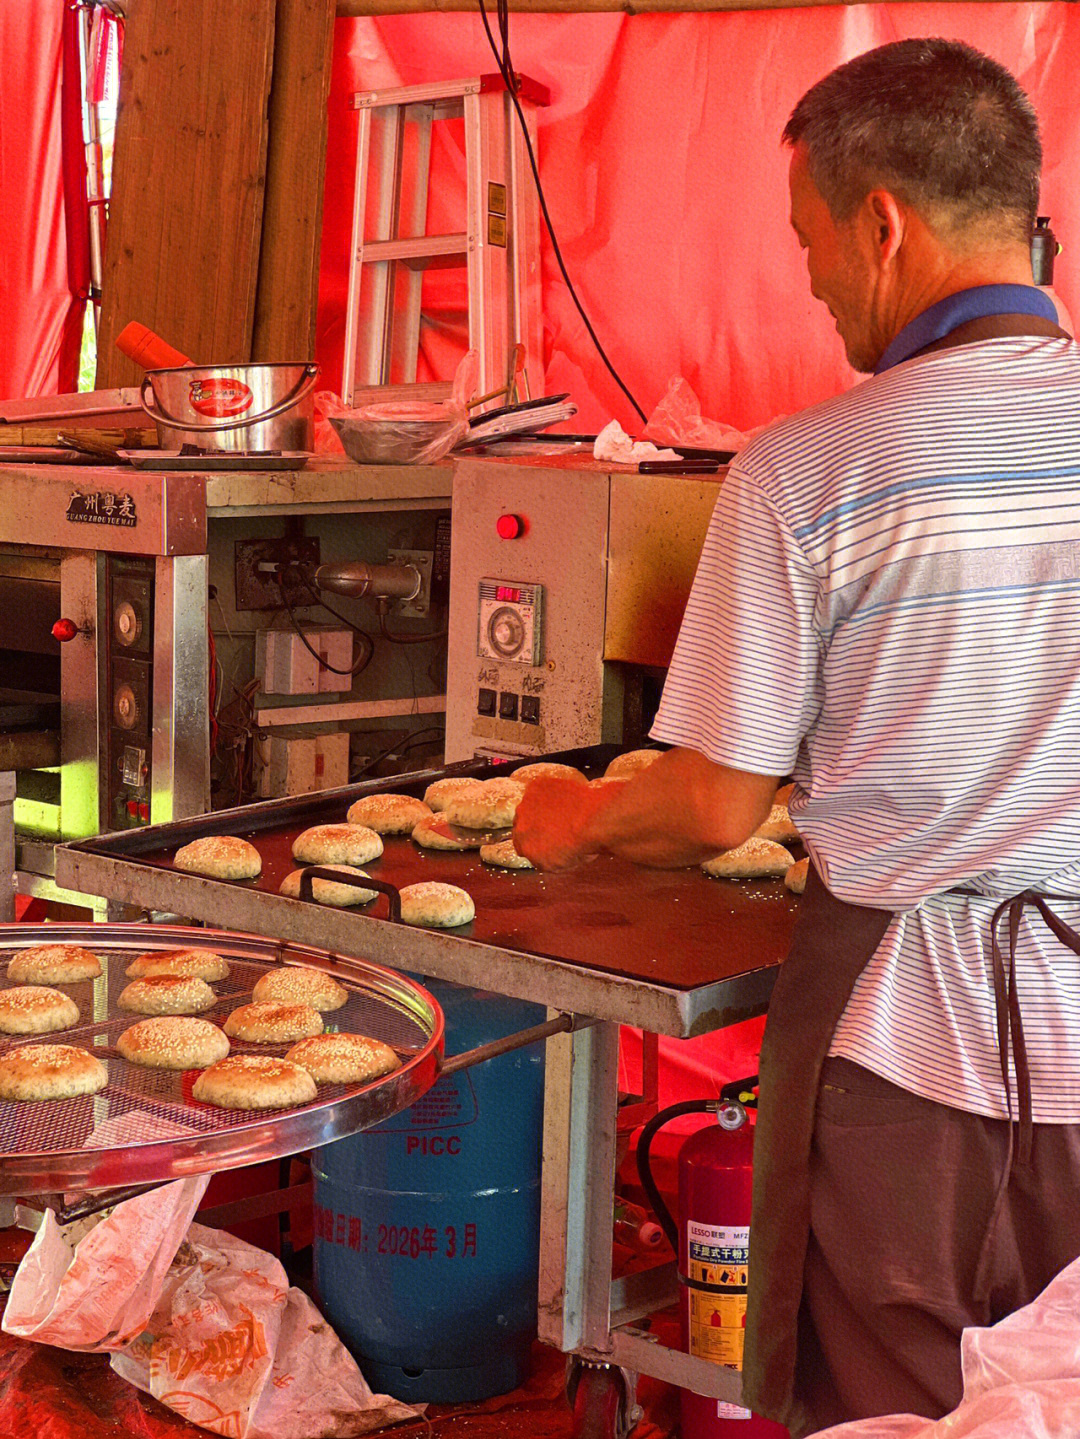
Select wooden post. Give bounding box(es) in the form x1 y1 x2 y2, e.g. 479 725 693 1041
95 0 277 387
252 0 337 363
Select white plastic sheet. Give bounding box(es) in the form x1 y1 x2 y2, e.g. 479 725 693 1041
815 1253 1080 1439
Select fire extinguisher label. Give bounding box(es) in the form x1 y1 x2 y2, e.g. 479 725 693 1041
686 1221 751 1381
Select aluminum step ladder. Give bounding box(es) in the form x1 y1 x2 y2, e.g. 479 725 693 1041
342 75 548 407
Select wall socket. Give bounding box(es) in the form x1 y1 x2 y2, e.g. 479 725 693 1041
235 537 321 611
386 549 434 617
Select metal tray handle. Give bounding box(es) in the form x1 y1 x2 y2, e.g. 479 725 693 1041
297 866 402 923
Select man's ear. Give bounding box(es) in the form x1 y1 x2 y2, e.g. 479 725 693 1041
861 189 905 266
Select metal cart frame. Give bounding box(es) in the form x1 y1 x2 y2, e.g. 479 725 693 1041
54 750 790 1419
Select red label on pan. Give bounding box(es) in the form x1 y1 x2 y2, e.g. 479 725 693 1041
188 377 253 417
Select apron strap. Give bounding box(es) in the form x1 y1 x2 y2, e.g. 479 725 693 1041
952 886 1080 1300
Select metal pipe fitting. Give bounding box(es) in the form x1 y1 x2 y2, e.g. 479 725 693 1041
310 561 422 602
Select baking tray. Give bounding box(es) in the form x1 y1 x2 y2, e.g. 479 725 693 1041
0 924 443 1195
117 450 313 471
57 746 800 1038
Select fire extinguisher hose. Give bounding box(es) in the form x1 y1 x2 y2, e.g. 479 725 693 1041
636 1099 725 1251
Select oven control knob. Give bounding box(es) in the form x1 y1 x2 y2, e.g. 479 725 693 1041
113 683 139 730
114 601 143 647
487 605 526 659
52 618 81 643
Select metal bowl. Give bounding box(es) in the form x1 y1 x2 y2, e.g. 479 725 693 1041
140 362 320 453
330 413 460 465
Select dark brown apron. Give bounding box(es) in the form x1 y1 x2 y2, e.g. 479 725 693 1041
742 310 1074 1431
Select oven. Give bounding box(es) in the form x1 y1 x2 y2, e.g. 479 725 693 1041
0 464 210 913
444 456 726 762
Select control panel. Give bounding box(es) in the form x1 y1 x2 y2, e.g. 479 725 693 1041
477 579 543 665
106 556 155 828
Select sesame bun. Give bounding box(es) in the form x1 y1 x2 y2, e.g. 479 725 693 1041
480 838 534 870
345 794 432 835
223 1002 324 1044
512 762 586 785
252 967 348 1012
785 858 810 894
604 749 661 779
7 945 102 985
0 986 79 1035
117 1017 230 1070
174 835 262 880
482 776 528 802
442 779 525 830
0 1044 107 1101
192 1055 317 1110
411 815 482 851
285 1033 401 1086
291 824 384 867
423 777 484 812
701 837 794 880
125 949 230 981
279 866 376 907
400 882 475 928
754 804 800 845
117 976 217 1015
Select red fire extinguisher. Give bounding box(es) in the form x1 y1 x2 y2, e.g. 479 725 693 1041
637 1091 788 1439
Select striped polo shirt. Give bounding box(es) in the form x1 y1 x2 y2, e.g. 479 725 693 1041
652 333 1080 1122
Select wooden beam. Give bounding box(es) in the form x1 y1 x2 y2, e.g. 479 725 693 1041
252 0 337 363
96 0 277 388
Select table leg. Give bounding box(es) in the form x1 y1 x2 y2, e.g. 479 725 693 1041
0 772 15 923
538 1018 621 1354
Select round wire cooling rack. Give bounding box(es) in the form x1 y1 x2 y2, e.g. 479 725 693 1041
0 924 444 1195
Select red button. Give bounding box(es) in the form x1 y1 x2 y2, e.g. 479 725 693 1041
126 800 138 817
138 803 150 822
496 513 524 540
52 617 79 643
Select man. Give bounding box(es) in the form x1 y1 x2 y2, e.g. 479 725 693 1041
514 38 1080 1436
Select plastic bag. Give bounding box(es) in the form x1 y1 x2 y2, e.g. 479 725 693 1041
2 1180 418 1439
641 375 762 454
321 349 479 465
2 1176 211 1350
815 1252 1080 1438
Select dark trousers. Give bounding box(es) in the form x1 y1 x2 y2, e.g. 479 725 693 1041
792 1057 1080 1436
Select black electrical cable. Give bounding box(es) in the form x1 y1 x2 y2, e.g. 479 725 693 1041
475 0 648 425
293 573 379 640
377 610 449 646
350 725 447 781
276 579 375 677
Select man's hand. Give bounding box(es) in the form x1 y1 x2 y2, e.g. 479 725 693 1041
514 749 781 872
513 776 607 872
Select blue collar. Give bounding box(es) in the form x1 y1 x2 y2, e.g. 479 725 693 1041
874 284 1059 374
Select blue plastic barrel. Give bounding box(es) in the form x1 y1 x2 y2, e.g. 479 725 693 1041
312 980 546 1403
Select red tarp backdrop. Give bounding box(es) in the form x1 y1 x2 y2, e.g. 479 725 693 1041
318 5 1080 433
0 0 84 399
4 5 1078 425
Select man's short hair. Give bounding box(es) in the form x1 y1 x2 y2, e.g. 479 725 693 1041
783 38 1041 243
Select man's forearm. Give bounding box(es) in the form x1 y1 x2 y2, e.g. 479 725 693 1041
579 748 780 867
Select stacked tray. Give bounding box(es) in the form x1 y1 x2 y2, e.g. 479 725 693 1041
0 924 442 1195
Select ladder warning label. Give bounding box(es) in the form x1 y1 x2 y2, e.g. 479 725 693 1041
687 1221 750 1369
